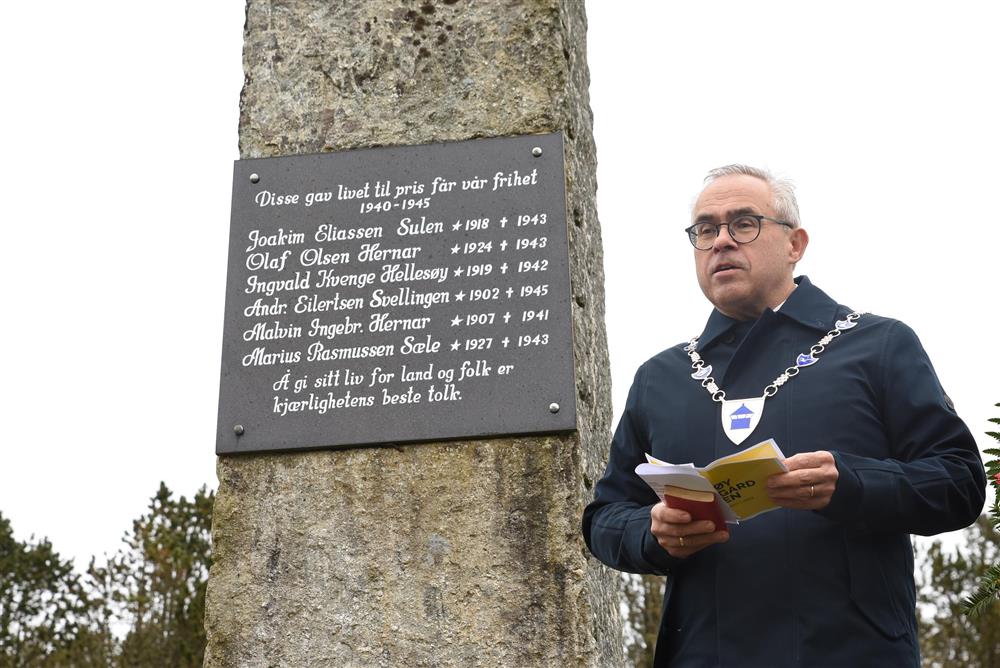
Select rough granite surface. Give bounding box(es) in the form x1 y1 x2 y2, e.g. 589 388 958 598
205 1 622 665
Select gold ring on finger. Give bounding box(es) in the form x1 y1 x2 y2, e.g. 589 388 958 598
678 536 685 548
810 485 815 498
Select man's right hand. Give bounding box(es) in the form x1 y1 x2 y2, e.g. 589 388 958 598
650 502 730 558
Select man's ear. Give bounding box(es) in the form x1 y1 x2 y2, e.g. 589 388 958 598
789 227 809 264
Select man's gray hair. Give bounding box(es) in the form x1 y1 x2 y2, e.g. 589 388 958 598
703 164 801 228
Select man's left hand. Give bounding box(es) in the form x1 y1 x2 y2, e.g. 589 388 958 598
766 450 839 510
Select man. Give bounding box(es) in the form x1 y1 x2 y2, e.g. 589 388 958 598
582 165 986 666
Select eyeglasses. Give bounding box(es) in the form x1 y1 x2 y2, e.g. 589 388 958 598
684 215 793 250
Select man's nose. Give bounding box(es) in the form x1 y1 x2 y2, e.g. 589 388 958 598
712 225 739 251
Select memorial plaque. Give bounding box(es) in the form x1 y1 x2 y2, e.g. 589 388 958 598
216 132 576 454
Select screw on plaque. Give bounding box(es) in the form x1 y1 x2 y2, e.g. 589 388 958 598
532 147 543 157
250 173 260 183
234 425 245 436
549 403 560 413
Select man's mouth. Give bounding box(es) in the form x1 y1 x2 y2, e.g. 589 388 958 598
713 263 742 275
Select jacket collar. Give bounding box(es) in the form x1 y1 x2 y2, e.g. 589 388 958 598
696 276 843 351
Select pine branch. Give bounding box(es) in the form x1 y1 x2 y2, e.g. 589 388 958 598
961 405 1000 619
964 564 1000 619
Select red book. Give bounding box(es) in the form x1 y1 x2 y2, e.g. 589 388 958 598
663 486 729 534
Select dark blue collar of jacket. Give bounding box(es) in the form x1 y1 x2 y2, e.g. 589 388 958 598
696 276 845 352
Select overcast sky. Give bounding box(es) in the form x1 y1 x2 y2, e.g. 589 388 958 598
2 2 997 569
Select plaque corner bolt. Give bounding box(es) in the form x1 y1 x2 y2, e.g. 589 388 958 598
249 173 260 184
548 403 560 414
234 424 245 436
532 147 543 157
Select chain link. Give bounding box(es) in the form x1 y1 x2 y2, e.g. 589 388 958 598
687 311 865 402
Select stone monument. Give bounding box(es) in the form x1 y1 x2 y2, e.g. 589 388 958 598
204 1 622 665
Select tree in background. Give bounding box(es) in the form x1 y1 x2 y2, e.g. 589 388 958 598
0 483 213 667
963 404 1000 620
96 483 214 667
917 515 1000 667
916 404 1000 668
0 512 96 667
622 573 663 668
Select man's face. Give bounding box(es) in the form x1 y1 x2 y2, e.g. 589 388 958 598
691 174 807 320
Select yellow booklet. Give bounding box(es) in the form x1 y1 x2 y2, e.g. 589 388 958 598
635 438 788 522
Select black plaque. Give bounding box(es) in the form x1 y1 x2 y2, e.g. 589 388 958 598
216 132 576 454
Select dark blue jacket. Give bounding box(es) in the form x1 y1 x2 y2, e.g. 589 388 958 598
583 277 986 667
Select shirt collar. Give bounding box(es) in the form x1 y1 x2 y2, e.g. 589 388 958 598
776 275 843 332
695 276 844 351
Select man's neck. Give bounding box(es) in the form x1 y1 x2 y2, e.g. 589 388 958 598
772 284 797 312
718 282 798 321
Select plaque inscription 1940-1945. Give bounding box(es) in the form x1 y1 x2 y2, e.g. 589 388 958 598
216 132 576 454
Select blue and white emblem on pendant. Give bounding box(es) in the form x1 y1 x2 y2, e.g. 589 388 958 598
796 353 818 367
835 318 857 331
691 365 713 380
721 396 766 446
